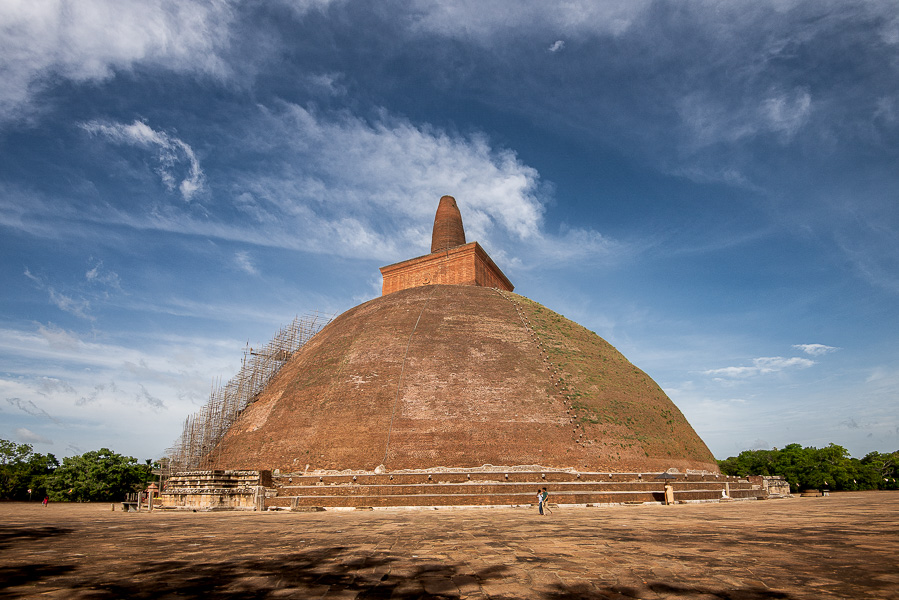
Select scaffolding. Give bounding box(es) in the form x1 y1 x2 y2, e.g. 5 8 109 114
164 312 331 475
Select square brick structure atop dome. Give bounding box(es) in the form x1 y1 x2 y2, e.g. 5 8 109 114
380 195 514 295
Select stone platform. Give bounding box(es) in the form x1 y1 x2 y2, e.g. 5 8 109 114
1 491 896 599
162 469 769 510
268 470 766 509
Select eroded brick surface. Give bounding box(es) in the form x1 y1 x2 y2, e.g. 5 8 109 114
212 285 716 474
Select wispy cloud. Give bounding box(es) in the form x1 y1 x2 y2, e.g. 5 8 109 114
676 88 812 150
14 428 53 445
0 0 235 123
0 323 247 457
5 106 612 266
548 40 565 53
234 251 259 276
841 417 861 430
703 356 815 379
23 259 124 322
136 385 165 411
36 377 77 397
410 1 646 40
793 343 839 356
24 268 95 321
47 288 93 321
304 72 347 96
35 323 82 350
76 382 121 407
82 119 205 201
85 259 123 293
6 397 60 423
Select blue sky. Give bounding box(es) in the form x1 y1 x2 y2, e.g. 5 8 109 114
1 1 897 462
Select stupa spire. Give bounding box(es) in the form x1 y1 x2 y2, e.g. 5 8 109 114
380 195 512 295
431 195 466 253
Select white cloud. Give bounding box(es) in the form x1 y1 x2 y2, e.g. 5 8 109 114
703 356 815 378
0 0 235 123
763 90 812 138
85 259 124 296
548 40 565 53
4 111 615 270
234 251 259 276
36 323 82 350
220 104 616 265
14 427 53 445
48 288 94 321
0 323 249 458
81 119 205 201
677 88 812 149
25 269 96 321
410 1 646 40
23 267 41 284
305 72 347 96
277 0 342 17
793 343 839 356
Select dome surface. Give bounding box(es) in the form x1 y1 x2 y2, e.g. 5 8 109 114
213 285 717 473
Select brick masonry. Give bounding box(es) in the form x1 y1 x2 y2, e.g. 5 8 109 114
380 195 513 295
211 285 717 474
380 242 513 295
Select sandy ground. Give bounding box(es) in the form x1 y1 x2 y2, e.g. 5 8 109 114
1 492 897 599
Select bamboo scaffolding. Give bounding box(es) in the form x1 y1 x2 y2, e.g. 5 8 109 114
164 312 331 474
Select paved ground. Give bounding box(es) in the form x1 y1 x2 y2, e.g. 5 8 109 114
1 492 897 599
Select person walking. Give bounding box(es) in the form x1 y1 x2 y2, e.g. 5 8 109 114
42 496 49 507
536 488 544 515
542 487 552 515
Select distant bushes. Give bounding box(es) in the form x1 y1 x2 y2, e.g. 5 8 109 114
718 443 898 492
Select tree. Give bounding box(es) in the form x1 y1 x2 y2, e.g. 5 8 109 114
46 448 155 502
719 443 899 492
0 439 58 500
861 451 899 490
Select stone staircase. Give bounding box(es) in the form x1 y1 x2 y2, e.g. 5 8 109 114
264 470 765 510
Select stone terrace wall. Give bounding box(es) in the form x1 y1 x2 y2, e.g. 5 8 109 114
160 470 272 510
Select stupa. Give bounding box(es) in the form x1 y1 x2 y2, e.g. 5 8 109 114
208 196 717 474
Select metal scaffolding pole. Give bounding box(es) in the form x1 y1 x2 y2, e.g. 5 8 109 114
165 312 332 472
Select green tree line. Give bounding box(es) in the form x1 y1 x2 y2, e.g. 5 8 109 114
718 443 899 492
0 439 156 501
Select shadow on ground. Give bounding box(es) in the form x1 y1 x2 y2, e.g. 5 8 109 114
2 542 800 600
0 525 73 550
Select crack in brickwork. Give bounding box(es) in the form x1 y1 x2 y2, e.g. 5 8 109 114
382 286 438 467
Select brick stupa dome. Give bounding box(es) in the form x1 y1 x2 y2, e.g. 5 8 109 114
211 198 717 473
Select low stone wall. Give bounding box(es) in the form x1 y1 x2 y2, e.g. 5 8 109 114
160 468 776 510
746 475 792 497
160 470 272 510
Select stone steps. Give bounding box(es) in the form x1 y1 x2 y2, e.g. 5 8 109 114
263 471 763 509
266 488 762 509
272 481 749 497
271 471 738 486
